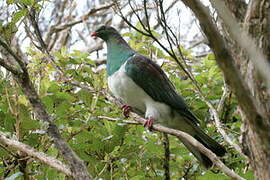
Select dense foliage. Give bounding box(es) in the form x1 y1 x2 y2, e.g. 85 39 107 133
0 33 251 180
0 0 255 179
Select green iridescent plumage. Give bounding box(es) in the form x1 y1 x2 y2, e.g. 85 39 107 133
92 25 226 168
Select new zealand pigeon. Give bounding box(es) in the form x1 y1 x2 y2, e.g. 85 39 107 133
91 25 226 168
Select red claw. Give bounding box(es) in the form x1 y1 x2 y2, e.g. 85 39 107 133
121 105 132 118
144 117 155 130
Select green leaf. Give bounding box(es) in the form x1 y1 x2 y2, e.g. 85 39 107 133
12 9 28 23
22 118 40 131
55 92 75 101
6 0 14 4
207 53 215 60
130 175 145 180
197 171 229 180
55 101 70 117
239 170 254 180
76 89 92 106
47 82 61 93
42 95 54 113
151 30 162 39
122 32 133 37
0 145 10 158
19 0 34 6
3 113 15 132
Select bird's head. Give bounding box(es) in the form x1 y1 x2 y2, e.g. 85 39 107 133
91 25 119 41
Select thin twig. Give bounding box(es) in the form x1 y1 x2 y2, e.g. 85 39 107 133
217 80 230 113
50 3 114 34
98 116 140 125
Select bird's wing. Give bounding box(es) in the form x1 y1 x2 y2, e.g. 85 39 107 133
125 54 199 125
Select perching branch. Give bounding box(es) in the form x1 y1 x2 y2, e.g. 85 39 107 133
0 132 72 176
131 113 245 180
99 106 246 180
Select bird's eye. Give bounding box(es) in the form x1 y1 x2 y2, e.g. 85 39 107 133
100 26 106 30
96 25 106 33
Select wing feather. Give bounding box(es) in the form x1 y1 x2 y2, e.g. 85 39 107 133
125 54 199 125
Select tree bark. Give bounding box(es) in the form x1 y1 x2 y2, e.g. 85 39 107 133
218 0 270 179
181 0 270 179
224 0 247 21
241 1 270 179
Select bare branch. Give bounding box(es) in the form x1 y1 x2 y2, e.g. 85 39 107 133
47 3 114 34
0 132 72 176
188 38 208 49
84 40 104 54
0 57 21 75
0 38 27 72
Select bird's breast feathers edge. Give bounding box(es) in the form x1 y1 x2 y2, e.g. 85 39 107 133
107 62 171 122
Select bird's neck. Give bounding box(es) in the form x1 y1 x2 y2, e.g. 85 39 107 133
106 36 135 76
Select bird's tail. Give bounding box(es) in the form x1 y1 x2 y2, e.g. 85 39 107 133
179 125 226 168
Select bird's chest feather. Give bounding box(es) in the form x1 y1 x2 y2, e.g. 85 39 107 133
108 63 147 112
107 62 172 124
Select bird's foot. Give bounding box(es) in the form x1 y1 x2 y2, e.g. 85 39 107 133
121 105 132 118
144 117 155 130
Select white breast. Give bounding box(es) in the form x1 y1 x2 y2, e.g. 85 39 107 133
108 62 171 123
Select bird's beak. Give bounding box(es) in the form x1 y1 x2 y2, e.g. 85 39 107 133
91 32 97 37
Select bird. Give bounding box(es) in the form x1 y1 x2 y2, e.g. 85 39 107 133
91 25 226 168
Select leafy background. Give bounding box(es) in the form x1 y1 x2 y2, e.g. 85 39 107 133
0 0 253 179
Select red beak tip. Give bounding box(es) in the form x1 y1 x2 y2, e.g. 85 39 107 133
91 32 97 37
